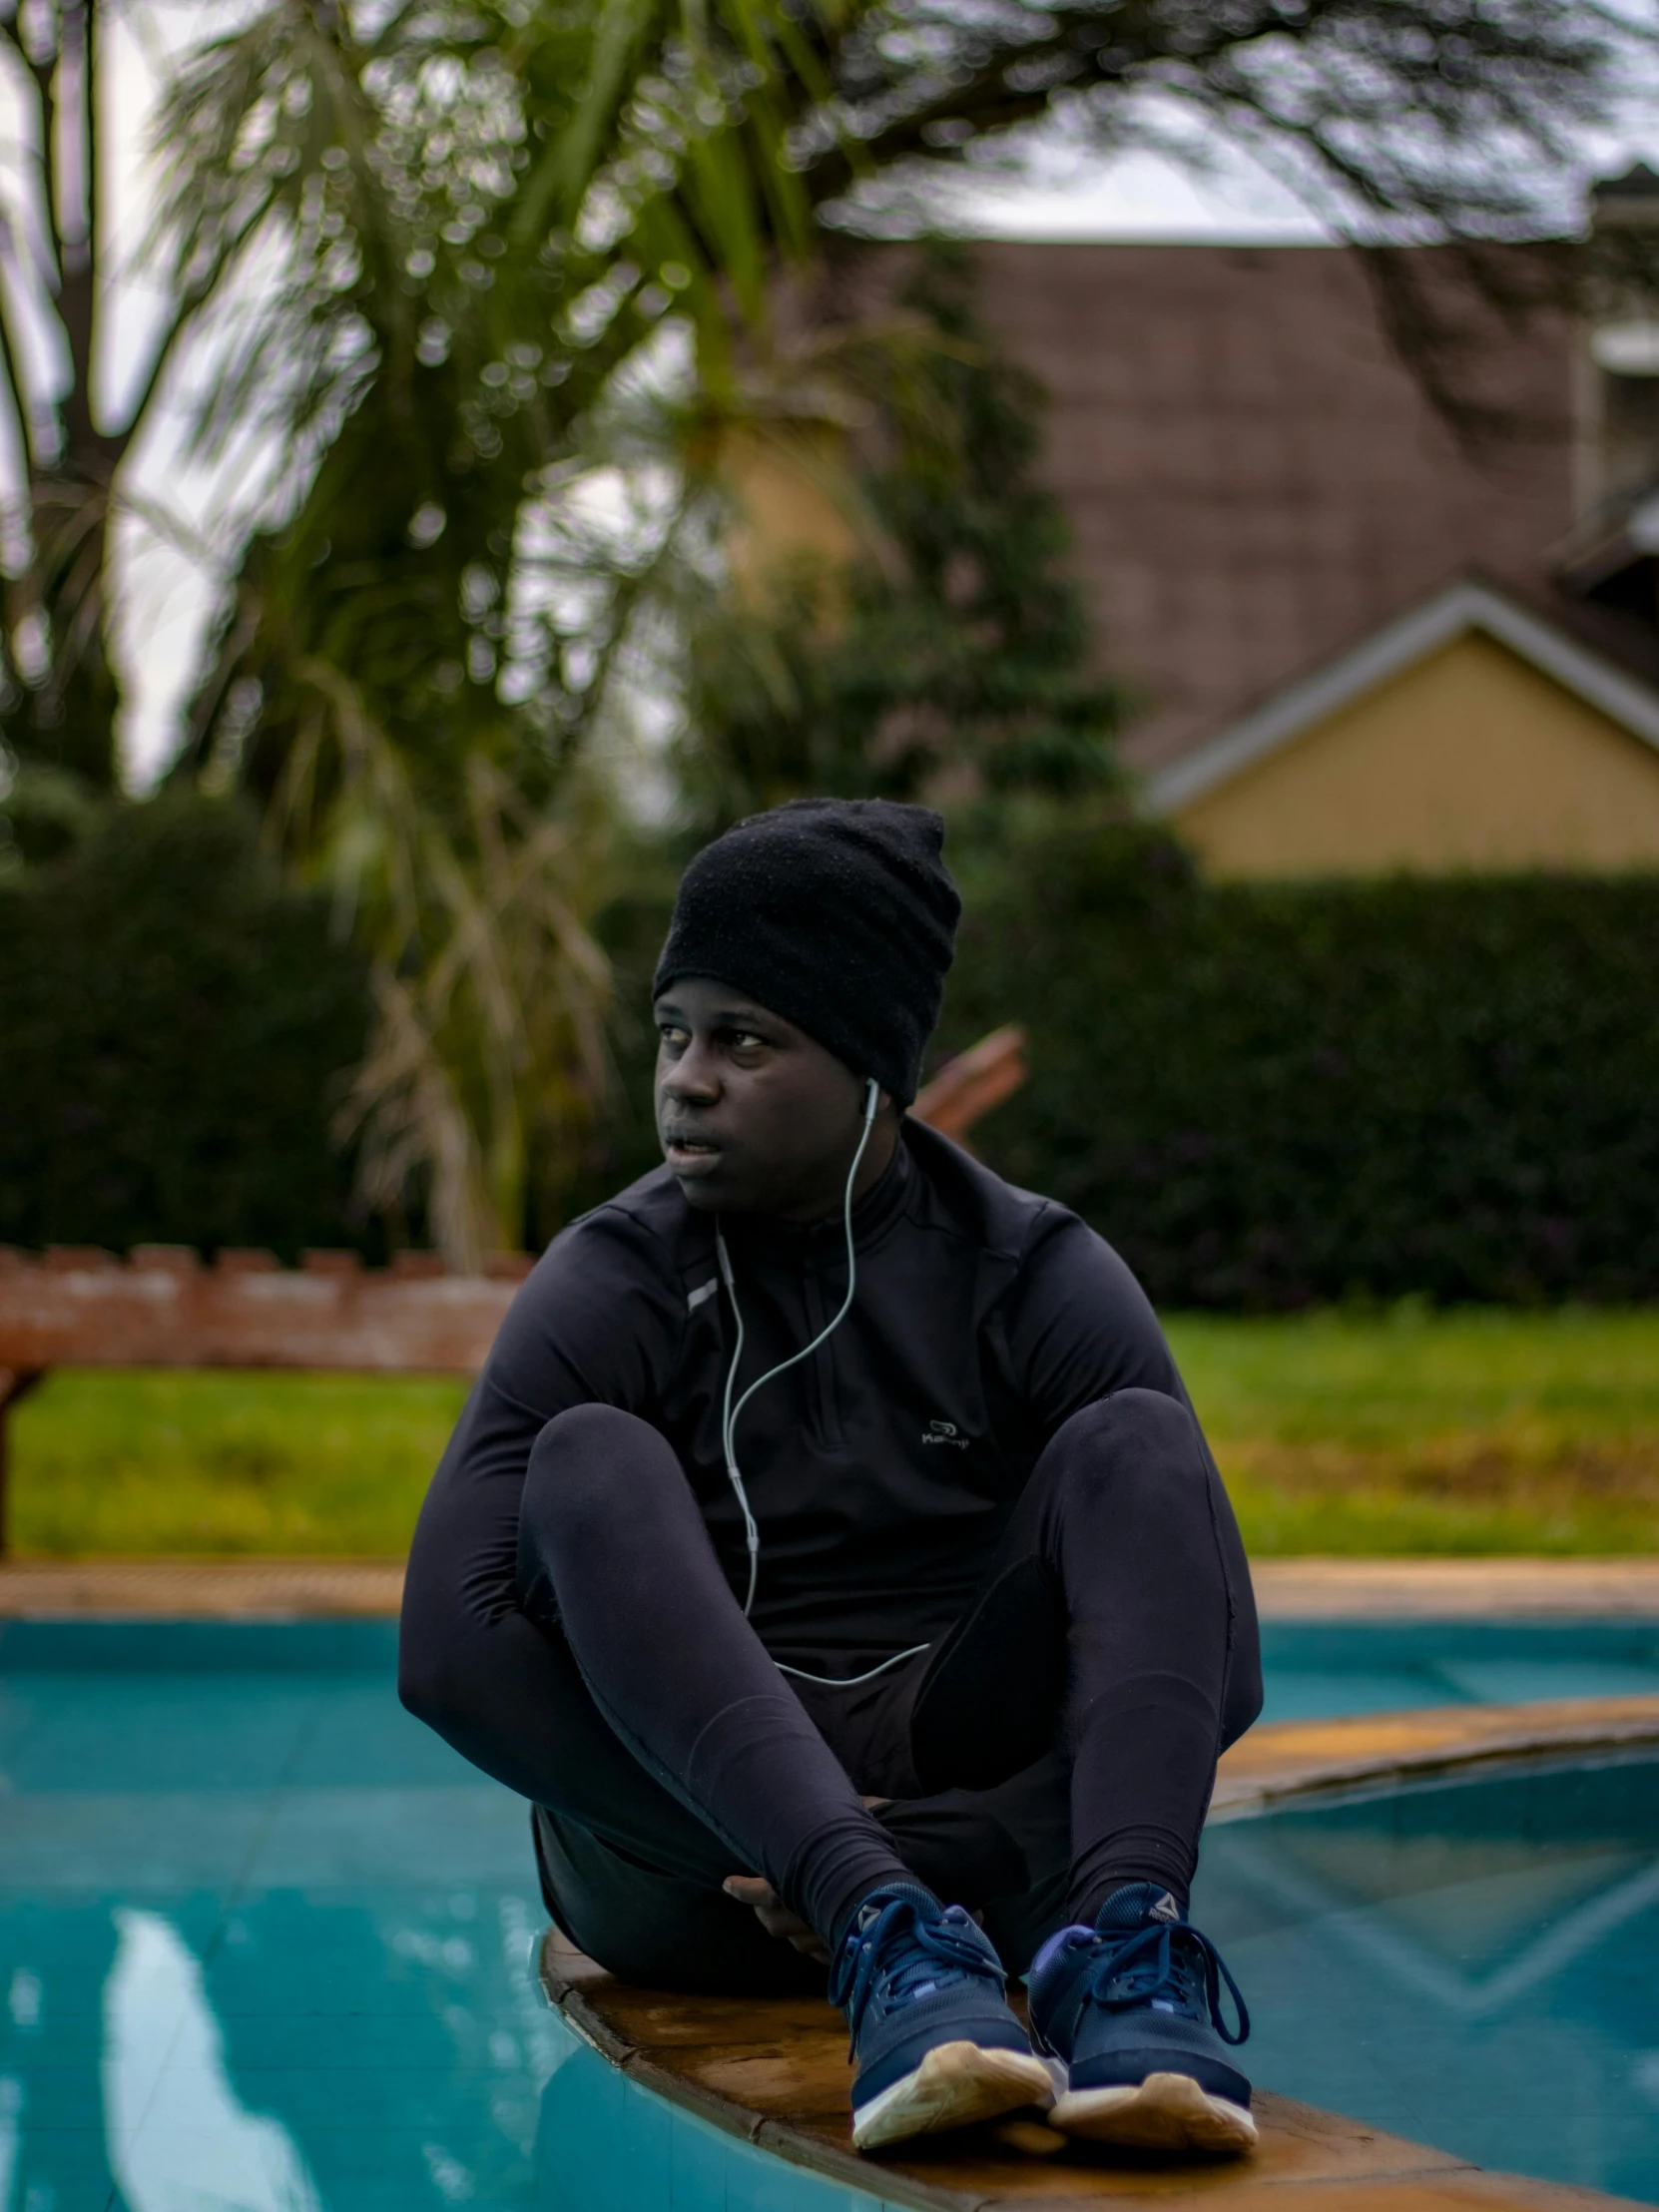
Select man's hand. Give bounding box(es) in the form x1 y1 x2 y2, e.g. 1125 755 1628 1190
722 1876 830 1962
724 1799 889 1964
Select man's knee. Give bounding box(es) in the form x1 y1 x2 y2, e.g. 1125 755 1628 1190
1040 1388 1207 1509
520 1402 681 1553
396 1636 454 1729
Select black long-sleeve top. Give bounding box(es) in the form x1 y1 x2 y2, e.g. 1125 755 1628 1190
403 1121 1205 1724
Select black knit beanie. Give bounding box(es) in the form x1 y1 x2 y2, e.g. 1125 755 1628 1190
652 799 960 1105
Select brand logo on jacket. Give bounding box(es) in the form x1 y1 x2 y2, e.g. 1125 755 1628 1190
922 1419 970 1449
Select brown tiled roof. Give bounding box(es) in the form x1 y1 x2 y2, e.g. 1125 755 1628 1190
954 242 1579 771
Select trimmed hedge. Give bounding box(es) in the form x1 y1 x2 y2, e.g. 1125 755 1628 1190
580 826 1659 1306
0 795 372 1260
8 802 1658 1306
935 821 1659 1308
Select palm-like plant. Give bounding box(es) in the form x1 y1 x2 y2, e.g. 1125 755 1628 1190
148 0 842 1260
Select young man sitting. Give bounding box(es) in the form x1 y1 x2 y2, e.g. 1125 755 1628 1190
400 798 1262 2156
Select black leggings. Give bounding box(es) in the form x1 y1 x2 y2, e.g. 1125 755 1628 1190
499 1388 1260 1990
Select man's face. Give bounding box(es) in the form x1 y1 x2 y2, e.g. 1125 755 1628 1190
654 977 884 1222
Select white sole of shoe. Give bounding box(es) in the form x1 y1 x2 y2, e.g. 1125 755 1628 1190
1051 2070 1258 2155
851 2041 1056 2151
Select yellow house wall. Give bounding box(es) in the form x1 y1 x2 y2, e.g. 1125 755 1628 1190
1173 630 1659 876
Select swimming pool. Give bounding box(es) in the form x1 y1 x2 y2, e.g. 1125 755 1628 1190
2 1619 1656 2211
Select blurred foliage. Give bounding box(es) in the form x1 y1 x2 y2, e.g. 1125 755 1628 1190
564 873 684 1211
0 793 371 1259
0 755 103 870
936 812 1659 1308
672 247 1124 836
148 0 840 1264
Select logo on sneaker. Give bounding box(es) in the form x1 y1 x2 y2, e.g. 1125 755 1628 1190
923 1419 970 1448
1150 1892 1183 1924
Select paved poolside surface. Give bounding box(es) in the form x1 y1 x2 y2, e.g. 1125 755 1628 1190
7 1553 1659 1620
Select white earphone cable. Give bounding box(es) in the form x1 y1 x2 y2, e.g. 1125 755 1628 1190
715 1080 924 1686
775 1643 927 1686
714 1232 757 1609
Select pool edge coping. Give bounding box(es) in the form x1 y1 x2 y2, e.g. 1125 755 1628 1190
7 1555 1659 1620
1213 1691 1659 1819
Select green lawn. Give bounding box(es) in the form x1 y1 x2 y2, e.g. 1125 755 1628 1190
1168 1307 1659 1555
8 1307 1659 1557
8 1371 468 1557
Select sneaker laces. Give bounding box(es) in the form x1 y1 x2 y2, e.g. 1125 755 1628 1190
1089 1922 1250 2047
830 1894 1002 2058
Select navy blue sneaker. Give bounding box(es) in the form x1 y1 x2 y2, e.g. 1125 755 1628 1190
830 1882 1054 2150
1028 1882 1256 2154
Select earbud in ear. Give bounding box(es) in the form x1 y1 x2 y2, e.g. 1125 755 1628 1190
864 1078 879 1124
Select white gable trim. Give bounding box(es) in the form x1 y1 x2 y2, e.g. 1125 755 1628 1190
1145 579 1659 816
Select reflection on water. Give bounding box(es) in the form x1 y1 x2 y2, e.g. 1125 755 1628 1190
104 1910 323 2212
0 2075 21 2212
1195 1750 1659 2205
0 1884 842 2212
1 1885 573 2212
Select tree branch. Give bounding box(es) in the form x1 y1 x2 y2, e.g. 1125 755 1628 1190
0 229 34 704
56 1 107 469
810 0 1608 210
25 21 62 285
0 219 35 489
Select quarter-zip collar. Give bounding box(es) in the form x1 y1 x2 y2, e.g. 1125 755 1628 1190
716 1124 915 1272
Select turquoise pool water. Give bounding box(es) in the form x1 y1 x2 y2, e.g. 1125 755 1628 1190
2 1618 1658 2211
1258 1619 1659 1723
1196 1750 1659 2207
